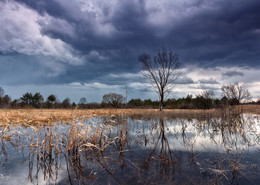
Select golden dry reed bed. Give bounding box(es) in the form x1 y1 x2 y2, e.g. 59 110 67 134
0 105 259 126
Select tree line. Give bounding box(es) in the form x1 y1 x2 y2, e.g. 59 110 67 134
0 86 258 109
0 89 76 109
101 87 258 109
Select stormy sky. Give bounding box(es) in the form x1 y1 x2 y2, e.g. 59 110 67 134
0 0 260 102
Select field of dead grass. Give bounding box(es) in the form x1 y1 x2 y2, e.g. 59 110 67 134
0 105 259 126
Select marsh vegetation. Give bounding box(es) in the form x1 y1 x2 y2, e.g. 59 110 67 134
0 107 259 184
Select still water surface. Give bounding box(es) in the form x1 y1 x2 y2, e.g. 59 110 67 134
0 113 259 184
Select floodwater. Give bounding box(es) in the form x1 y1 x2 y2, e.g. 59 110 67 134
0 113 259 185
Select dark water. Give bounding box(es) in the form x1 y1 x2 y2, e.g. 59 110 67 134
0 113 259 185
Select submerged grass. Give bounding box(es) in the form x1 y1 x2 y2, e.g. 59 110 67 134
0 105 259 126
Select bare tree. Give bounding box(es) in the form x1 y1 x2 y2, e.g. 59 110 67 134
102 93 124 108
201 90 215 99
139 48 180 111
221 82 251 105
196 90 215 109
61 97 71 108
79 97 87 108
79 97 87 105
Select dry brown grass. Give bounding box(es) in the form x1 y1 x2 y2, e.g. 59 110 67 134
0 105 259 126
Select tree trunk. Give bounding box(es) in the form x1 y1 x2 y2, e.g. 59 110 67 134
159 92 164 111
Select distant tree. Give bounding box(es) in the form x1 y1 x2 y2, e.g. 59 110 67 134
165 98 177 108
195 90 215 109
10 99 19 108
128 98 143 107
102 93 124 108
143 99 154 107
201 90 215 99
78 97 87 108
177 95 194 109
61 98 71 108
2 95 11 108
0 87 4 98
221 82 251 105
47 94 56 103
139 48 180 111
72 102 77 108
32 92 44 108
79 97 87 104
21 92 34 105
221 96 228 106
185 94 193 104
87 102 101 109
47 94 57 108
214 98 221 107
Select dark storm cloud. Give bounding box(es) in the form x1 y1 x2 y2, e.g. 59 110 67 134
175 77 194 84
1 0 260 86
222 71 244 77
0 54 67 85
199 78 219 84
189 84 220 91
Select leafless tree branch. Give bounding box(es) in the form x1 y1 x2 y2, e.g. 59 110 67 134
139 48 180 111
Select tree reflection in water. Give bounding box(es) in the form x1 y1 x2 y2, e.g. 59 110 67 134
0 112 259 184
140 118 178 183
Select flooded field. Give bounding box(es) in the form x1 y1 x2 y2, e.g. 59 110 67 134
0 111 259 185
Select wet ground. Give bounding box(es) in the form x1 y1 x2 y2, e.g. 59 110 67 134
0 113 259 185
